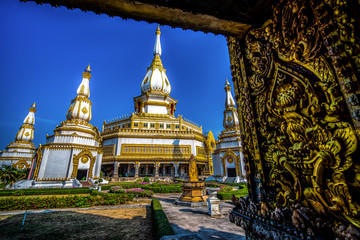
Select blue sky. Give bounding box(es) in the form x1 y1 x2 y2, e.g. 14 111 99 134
0 0 233 150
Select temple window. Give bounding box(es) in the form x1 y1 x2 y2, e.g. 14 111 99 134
167 124 171 128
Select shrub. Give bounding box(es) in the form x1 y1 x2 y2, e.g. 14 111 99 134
143 177 150 183
142 183 182 193
217 189 248 200
151 199 175 239
0 192 134 210
0 187 92 197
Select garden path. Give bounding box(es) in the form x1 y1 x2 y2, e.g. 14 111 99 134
154 193 246 240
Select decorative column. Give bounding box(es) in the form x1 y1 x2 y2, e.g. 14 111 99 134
162 164 166 176
145 164 149 176
174 162 179 177
113 161 118 178
127 164 131 176
135 162 140 178
171 164 175 177
155 162 159 178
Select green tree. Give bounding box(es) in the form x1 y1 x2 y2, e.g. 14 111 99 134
0 165 29 185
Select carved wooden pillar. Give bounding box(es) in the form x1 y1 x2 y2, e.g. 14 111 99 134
227 0 360 239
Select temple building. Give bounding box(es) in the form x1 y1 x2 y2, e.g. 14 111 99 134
0 103 37 170
25 65 103 188
101 26 215 179
212 80 245 182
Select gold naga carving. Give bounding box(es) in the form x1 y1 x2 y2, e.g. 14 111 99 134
228 0 360 230
188 154 198 182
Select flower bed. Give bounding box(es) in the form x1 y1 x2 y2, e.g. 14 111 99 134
0 193 133 210
110 187 153 198
205 182 232 192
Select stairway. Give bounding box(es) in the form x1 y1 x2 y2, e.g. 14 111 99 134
80 181 90 187
224 177 236 183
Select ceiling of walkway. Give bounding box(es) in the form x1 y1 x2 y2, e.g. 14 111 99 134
21 0 273 37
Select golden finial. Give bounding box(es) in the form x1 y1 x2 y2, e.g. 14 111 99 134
32 102 36 108
85 64 91 72
156 25 161 35
226 79 230 85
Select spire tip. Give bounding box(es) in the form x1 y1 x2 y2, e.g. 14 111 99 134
85 64 91 72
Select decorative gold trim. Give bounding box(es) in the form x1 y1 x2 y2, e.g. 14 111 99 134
71 148 96 179
33 145 43 180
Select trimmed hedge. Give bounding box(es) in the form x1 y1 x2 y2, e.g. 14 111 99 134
217 189 248 200
0 193 133 210
0 188 92 197
102 183 182 193
143 184 181 193
151 199 175 239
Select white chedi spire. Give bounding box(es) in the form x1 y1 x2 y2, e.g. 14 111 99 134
223 80 240 129
153 25 162 56
225 79 236 108
141 26 171 95
66 65 92 122
76 64 91 98
15 102 37 142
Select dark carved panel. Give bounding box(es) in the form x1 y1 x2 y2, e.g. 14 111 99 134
228 0 360 239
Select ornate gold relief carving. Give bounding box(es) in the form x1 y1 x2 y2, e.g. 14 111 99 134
228 0 360 233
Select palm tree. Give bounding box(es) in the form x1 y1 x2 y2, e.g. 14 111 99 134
0 165 29 185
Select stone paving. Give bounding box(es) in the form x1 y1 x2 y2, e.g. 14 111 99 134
154 193 246 240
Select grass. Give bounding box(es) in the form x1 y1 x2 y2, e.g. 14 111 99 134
0 207 153 240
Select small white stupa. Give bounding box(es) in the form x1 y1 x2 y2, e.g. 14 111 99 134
212 80 246 183
18 65 103 189
0 103 37 169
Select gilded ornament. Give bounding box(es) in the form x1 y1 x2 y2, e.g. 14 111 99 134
227 115 233 122
81 156 89 164
81 107 88 114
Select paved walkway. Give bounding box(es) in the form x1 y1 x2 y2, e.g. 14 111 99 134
154 194 246 240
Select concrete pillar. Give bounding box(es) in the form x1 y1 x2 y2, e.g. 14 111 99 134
145 164 149 175
127 164 131 177
174 163 179 177
113 161 118 177
135 162 140 178
155 162 159 178
162 164 166 176
171 164 175 177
